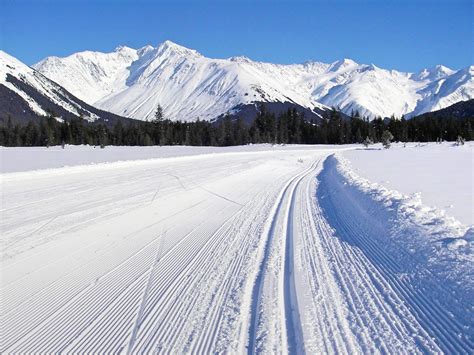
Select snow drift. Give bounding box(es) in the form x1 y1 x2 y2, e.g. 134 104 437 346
321 154 473 314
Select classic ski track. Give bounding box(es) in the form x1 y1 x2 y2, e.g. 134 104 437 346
70 166 294 354
127 181 286 353
296 172 359 354
247 159 319 354
175 185 285 353
245 153 473 354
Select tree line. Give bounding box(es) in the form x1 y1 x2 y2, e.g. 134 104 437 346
0 105 472 147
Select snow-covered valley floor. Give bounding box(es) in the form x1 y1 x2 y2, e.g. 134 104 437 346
343 142 473 225
1 144 472 353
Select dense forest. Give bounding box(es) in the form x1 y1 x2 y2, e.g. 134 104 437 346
0 105 472 147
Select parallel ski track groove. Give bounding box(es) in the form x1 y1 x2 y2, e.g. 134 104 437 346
298 173 358 353
327 196 473 353
247 159 319 354
1 199 225 352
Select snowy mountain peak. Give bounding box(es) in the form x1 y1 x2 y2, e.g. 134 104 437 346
0 49 17 63
114 45 136 57
330 58 358 71
229 56 252 63
434 64 453 72
415 64 455 81
0 50 131 123
156 40 202 58
114 45 132 52
33 46 140 104
367 63 379 71
137 45 155 56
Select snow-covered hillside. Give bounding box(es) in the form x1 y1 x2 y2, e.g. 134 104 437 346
0 50 129 123
33 40 474 121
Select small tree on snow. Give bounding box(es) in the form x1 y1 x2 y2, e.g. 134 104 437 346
362 136 373 148
456 135 465 146
381 130 394 149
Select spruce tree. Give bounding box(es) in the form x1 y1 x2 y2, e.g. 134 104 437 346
381 130 394 149
154 104 164 122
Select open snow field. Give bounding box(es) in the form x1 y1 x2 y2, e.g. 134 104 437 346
343 142 473 225
1 144 472 353
0 144 342 173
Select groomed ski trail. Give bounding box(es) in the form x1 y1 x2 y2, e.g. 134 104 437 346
1 147 472 353
246 160 319 354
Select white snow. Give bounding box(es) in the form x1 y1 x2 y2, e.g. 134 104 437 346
1 144 472 353
0 144 345 174
413 66 474 115
33 46 138 104
32 40 474 121
342 142 473 225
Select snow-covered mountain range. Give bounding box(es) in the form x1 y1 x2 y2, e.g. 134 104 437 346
3 40 472 123
33 40 474 122
0 50 129 124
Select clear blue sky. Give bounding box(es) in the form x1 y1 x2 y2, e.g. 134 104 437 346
1 0 472 72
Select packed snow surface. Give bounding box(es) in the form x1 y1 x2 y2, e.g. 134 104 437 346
0 144 342 173
1 144 472 353
33 41 474 121
343 142 473 225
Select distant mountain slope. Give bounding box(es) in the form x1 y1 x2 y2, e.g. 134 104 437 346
34 41 333 122
34 41 474 122
0 50 131 125
412 67 474 116
413 99 474 119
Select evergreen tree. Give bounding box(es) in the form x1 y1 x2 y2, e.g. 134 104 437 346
154 104 164 122
381 130 394 149
362 136 373 148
